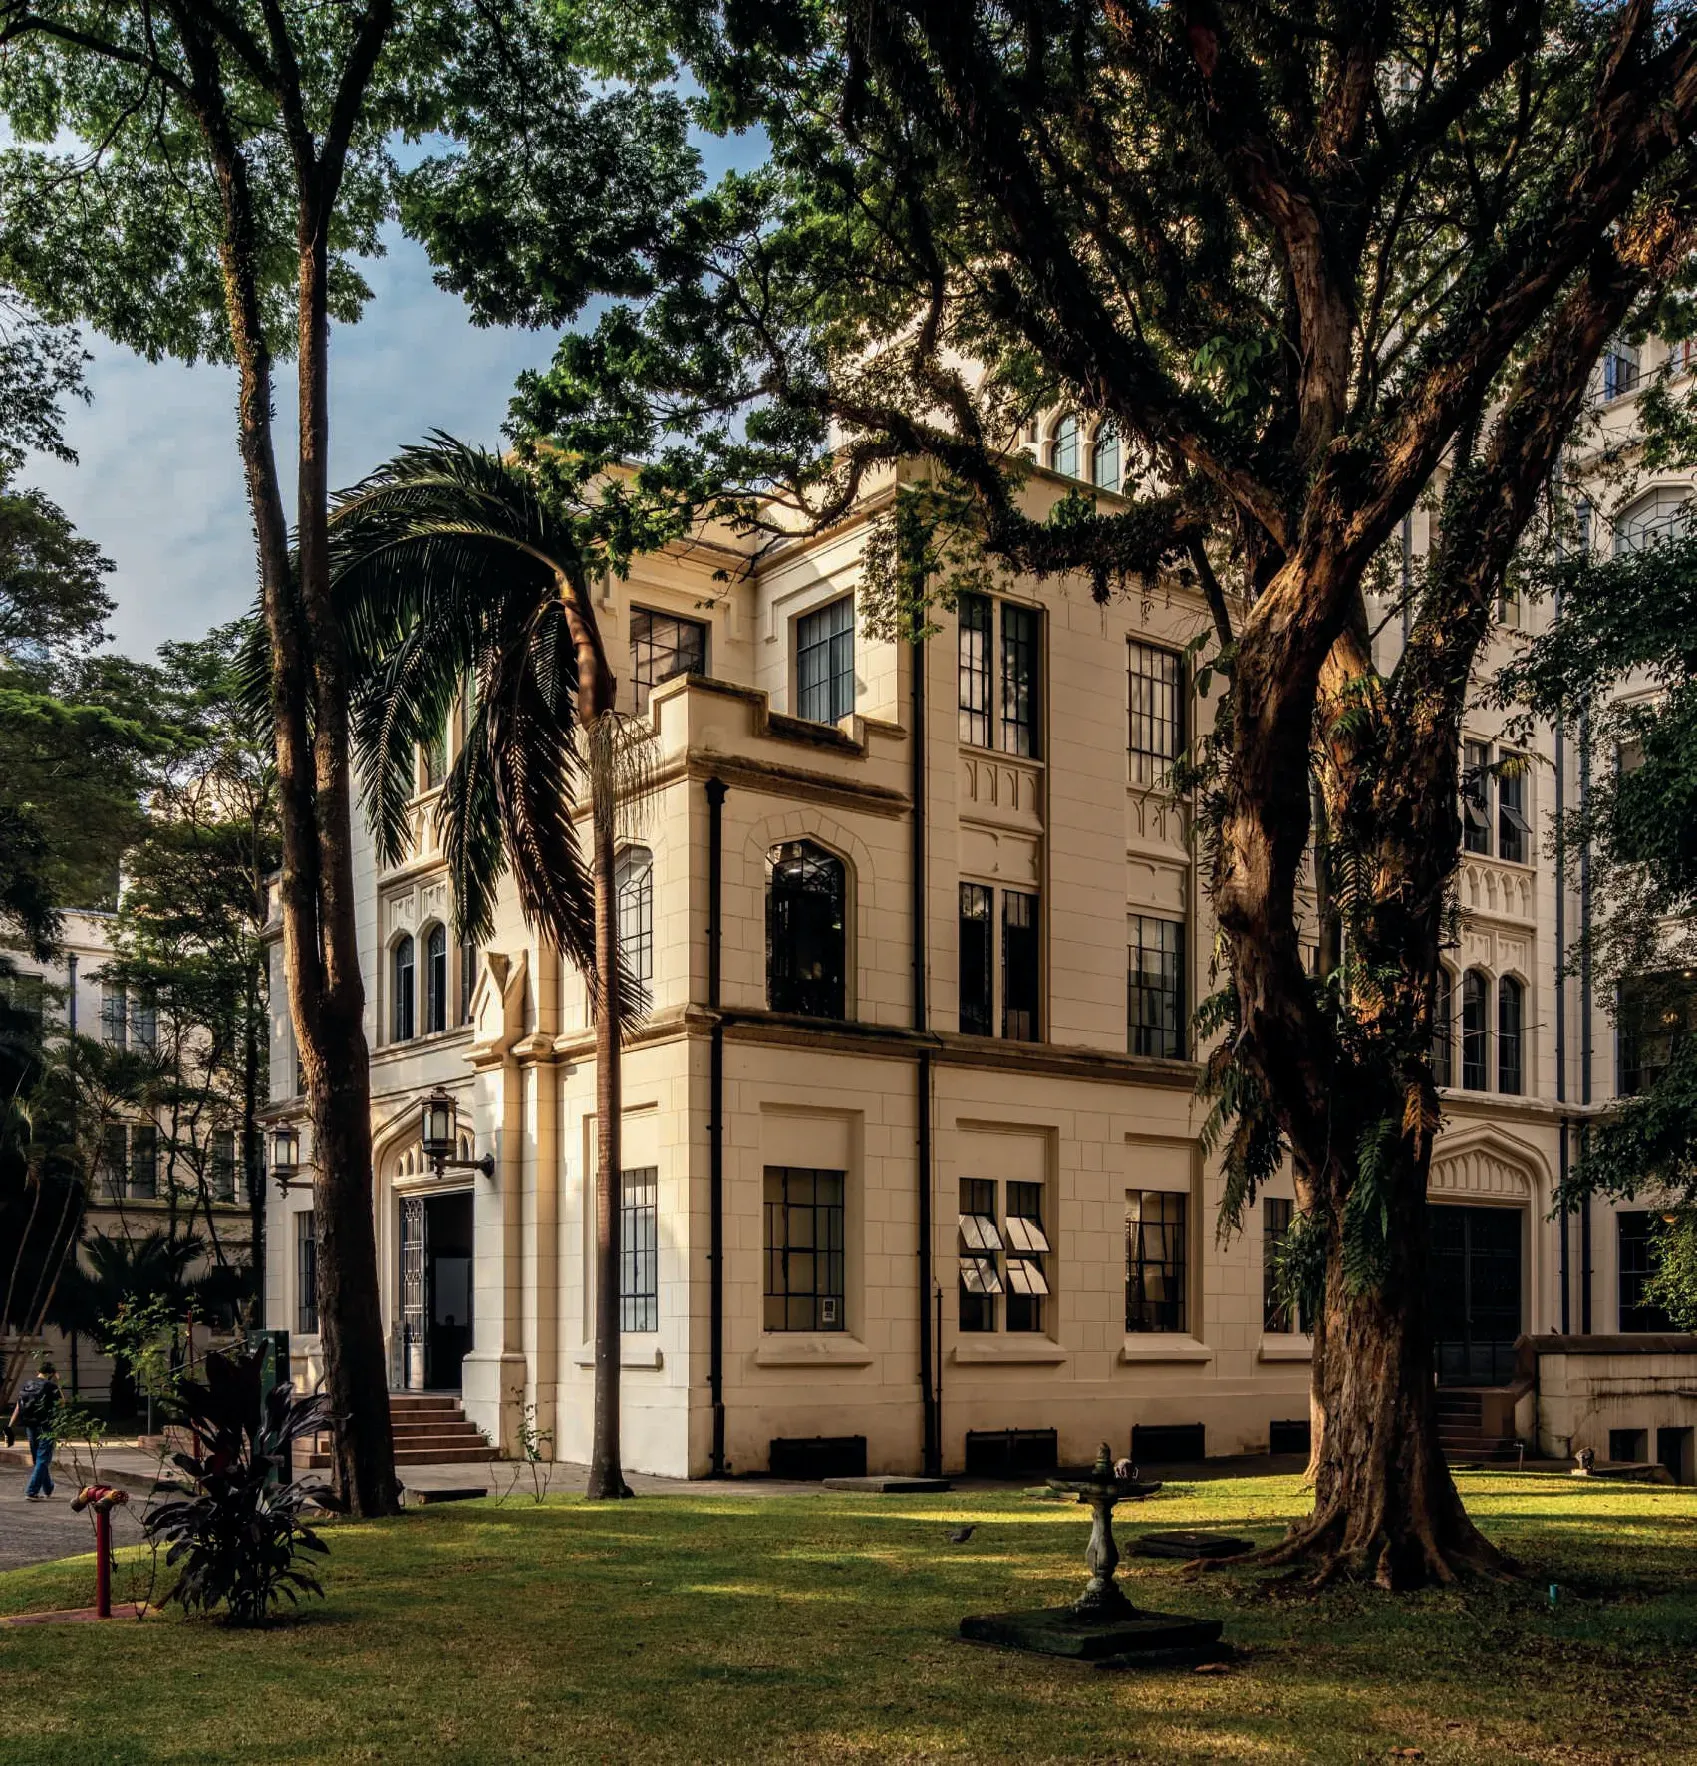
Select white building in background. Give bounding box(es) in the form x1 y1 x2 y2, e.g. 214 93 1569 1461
262 356 1697 1483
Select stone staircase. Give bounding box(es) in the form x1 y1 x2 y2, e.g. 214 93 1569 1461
1436 1388 1524 1467
306 1392 495 1469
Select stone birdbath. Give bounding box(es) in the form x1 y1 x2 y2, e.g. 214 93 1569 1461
959 1442 1225 1663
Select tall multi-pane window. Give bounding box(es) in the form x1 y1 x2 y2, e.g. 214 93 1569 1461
1602 339 1641 401
1128 915 1185 1059
1051 413 1081 478
1126 1190 1187 1332
1618 1212 1673 1332
630 608 708 714
767 841 847 1019
999 603 1040 756
1263 1197 1311 1333
1498 976 1524 1094
212 1128 238 1202
958 1177 1001 1332
131 994 157 1052
421 726 448 789
620 1167 659 1332
1002 890 1040 1042
763 1166 845 1331
1004 1181 1049 1332
460 940 477 1025
1461 969 1489 1090
101 982 127 1049
1128 641 1185 786
1092 422 1121 492
957 594 993 747
958 883 994 1036
1431 966 1454 1088
616 847 654 991
1498 754 1531 864
424 924 448 1034
796 597 855 724
130 1122 158 1200
1619 972 1697 1095
1462 740 1492 854
392 935 416 1042
102 1124 128 1200
297 1211 318 1335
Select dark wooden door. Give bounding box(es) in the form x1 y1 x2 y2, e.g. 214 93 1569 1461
1428 1204 1522 1385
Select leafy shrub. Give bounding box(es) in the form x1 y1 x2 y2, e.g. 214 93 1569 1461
144 1345 338 1625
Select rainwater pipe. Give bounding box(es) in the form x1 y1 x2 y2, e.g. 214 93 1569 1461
706 776 727 1476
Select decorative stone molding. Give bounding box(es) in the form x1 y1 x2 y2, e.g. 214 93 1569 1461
960 750 1045 833
1428 1127 1544 1200
1461 856 1536 924
1126 786 1188 854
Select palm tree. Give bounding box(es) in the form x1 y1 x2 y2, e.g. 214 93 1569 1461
328 436 648 1501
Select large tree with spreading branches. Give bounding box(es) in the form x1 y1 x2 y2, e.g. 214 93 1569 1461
405 0 1697 1583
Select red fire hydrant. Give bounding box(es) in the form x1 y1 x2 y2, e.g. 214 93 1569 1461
71 1486 130 1618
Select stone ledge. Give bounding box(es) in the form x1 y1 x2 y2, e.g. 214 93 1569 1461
1256 1337 1313 1363
571 1345 665 1370
1118 1337 1214 1364
752 1335 875 1368
951 1340 1069 1365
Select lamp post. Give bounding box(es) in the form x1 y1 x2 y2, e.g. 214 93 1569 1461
270 1122 310 1195
420 1088 495 1179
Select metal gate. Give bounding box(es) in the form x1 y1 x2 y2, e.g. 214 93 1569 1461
401 1195 427 1390
1428 1204 1522 1385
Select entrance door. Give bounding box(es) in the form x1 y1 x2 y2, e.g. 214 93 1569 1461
400 1196 426 1390
425 1190 474 1391
1428 1205 1522 1385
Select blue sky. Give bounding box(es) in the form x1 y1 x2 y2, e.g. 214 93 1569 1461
28 225 563 660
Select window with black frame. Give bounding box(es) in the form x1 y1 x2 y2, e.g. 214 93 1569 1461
1262 1196 1312 1333
620 1167 659 1332
1498 975 1524 1094
1126 1190 1187 1332
958 883 993 1035
424 924 448 1034
630 608 708 715
958 1177 1002 1332
795 597 855 724
1128 915 1185 1058
1462 739 1492 855
1498 753 1531 864
460 939 477 1025
1618 971 1697 1095
767 841 847 1019
1461 969 1489 1090
957 593 1042 756
616 847 654 993
1092 422 1121 492
1128 640 1185 787
130 1122 158 1200
1002 890 1040 1041
101 982 127 1049
102 1123 128 1200
1004 1181 1050 1332
958 1177 1050 1333
1431 966 1455 1088
392 935 416 1041
1618 1211 1674 1332
1000 603 1040 756
212 1128 237 1202
297 1211 318 1335
957 594 992 747
764 1166 845 1331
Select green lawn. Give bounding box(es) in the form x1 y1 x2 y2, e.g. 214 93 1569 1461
1 1472 1694 1764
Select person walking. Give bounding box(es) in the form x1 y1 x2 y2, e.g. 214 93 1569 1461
8 1358 63 1500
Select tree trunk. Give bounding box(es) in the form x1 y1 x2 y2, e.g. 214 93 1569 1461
1263 1165 1503 1587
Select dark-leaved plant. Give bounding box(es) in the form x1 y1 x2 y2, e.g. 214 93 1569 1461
146 1345 337 1625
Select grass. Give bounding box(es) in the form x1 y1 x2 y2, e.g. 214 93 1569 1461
1 1472 1694 1764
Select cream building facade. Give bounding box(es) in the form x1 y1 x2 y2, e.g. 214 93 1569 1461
262 364 1697 1484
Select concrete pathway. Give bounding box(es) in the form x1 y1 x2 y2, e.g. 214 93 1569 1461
0 1462 146 1574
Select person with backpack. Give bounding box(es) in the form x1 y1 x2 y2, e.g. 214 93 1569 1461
8 1358 62 1500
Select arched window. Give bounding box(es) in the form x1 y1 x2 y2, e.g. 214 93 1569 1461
1431 966 1454 1089
616 846 654 989
766 840 847 1019
1498 975 1524 1094
459 939 477 1025
424 924 448 1034
392 935 416 1042
1461 969 1489 1090
1613 485 1691 555
1051 414 1081 479
1092 422 1121 492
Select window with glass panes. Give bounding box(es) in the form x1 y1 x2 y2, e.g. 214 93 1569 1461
767 841 847 1019
1002 890 1040 1041
1619 971 1697 1094
421 725 448 789
460 939 476 1025
101 983 127 1048
1498 976 1524 1094
616 847 654 990
131 993 157 1051
297 1212 318 1334
796 597 855 724
0 970 43 1033
212 1128 237 1202
424 924 448 1033
630 608 708 714
1051 413 1081 478
1125 1190 1187 1332
1618 1211 1673 1331
102 1123 128 1199
1092 422 1121 491
620 1167 659 1332
1431 967 1454 1088
1128 642 1185 786
1462 740 1492 854
958 1178 1050 1333
958 883 993 1035
958 593 1042 756
763 1167 845 1330
1461 970 1489 1090
130 1122 158 1199
392 935 415 1041
1498 753 1531 863
1262 1197 1311 1333
1128 915 1185 1058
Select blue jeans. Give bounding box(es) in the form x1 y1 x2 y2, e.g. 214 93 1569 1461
25 1427 53 1497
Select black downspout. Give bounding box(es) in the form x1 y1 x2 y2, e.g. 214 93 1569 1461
1579 712 1594 1334
1554 565 1571 1335
912 635 939 1477
706 776 728 1475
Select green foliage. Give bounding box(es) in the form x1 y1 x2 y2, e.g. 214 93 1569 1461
101 1292 181 1408
1644 1211 1697 1330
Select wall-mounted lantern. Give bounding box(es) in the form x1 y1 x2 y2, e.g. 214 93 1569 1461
271 1122 310 1195
421 1087 495 1179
